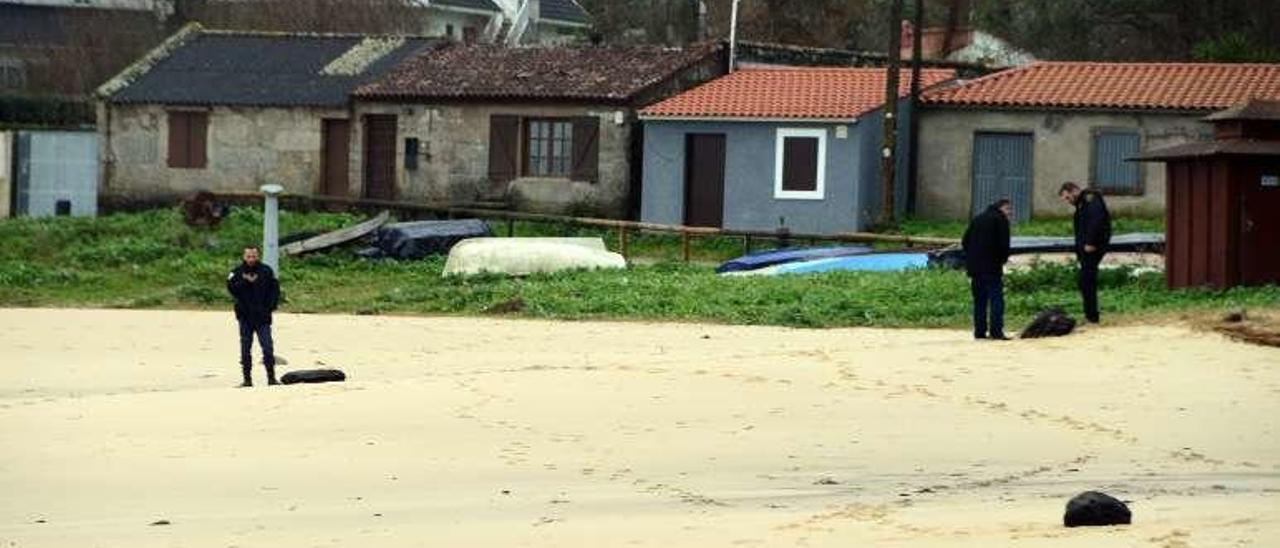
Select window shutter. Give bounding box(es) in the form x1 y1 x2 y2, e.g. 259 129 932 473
571 116 599 183
189 112 208 168
488 115 520 184
1092 131 1140 194
167 111 188 168
782 136 819 192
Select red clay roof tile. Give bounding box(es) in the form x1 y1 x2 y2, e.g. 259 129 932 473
921 62 1280 110
639 67 957 120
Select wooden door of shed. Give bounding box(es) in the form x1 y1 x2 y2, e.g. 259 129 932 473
363 115 397 201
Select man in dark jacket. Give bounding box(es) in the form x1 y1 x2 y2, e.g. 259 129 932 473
1059 182 1112 323
962 199 1013 340
226 245 280 387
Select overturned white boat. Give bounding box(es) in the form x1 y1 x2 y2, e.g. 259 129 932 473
442 238 626 277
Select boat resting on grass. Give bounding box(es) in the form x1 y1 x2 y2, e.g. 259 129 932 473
722 252 931 276
929 232 1165 268
715 245 875 273
281 211 390 256
443 238 625 277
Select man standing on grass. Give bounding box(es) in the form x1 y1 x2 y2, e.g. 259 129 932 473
226 245 280 387
963 198 1013 340
1059 182 1112 324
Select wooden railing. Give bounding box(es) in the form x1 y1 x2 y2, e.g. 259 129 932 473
211 192 959 261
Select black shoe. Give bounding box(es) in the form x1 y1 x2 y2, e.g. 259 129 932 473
989 334 1012 341
238 381 253 388
267 378 280 386
974 334 987 340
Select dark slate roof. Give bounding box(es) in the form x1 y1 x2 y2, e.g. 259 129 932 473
431 0 501 12
540 0 590 25
0 4 66 45
356 42 719 103
108 31 433 107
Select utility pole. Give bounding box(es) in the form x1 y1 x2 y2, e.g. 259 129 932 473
879 0 904 226
729 0 741 71
907 0 924 214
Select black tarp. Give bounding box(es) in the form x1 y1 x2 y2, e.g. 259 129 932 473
370 219 492 260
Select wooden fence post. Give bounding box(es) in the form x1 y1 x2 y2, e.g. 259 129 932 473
681 231 691 262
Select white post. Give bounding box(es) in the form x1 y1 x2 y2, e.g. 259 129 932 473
728 0 740 72
260 184 284 273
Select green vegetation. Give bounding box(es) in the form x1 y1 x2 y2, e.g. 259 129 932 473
0 208 1273 328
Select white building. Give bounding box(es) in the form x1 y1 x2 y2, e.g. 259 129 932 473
420 0 591 45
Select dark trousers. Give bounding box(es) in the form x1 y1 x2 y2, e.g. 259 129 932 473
238 320 275 382
1078 252 1104 322
970 273 1005 338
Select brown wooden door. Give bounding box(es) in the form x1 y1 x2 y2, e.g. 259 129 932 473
684 133 725 228
363 115 397 200
1240 161 1280 285
321 118 350 196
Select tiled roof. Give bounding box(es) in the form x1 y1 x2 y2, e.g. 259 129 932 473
431 0 501 12
540 0 590 25
356 42 719 103
639 67 957 120
107 30 433 107
922 61 1280 111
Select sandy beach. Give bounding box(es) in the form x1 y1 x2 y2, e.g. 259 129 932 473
1 308 1277 547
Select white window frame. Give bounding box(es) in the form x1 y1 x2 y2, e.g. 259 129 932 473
774 127 827 200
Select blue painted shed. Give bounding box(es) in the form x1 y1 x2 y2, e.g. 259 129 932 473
638 67 955 234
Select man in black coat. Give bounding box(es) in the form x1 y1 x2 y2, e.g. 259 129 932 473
226 245 280 387
962 199 1013 340
1059 182 1112 323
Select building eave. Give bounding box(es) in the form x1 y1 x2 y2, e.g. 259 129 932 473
638 114 859 124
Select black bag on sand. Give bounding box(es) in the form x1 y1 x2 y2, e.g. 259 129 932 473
1021 307 1077 338
280 369 346 385
1064 491 1131 527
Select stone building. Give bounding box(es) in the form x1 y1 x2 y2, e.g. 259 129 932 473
95 24 432 205
916 61 1280 221
351 42 725 217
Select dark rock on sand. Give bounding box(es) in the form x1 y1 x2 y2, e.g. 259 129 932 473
1064 491 1131 527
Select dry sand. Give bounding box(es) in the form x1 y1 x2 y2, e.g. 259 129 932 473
1 308 1277 547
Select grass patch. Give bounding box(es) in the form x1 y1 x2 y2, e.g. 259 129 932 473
0 208 1273 328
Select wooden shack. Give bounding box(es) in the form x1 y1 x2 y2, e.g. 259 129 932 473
1135 99 1280 289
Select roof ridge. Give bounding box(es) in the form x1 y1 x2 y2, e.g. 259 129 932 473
199 27 435 40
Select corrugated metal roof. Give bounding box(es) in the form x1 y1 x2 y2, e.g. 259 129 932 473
1203 99 1280 121
108 31 433 108
540 0 590 24
1133 139 1280 160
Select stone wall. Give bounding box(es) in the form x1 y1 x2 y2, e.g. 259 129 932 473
100 103 348 200
916 108 1211 220
352 102 635 217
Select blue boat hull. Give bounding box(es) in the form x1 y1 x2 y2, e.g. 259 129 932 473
715 245 874 273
